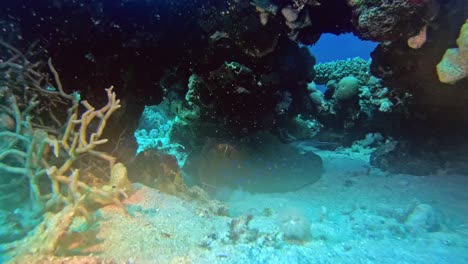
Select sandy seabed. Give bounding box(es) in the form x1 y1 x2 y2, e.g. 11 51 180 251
19 149 468 264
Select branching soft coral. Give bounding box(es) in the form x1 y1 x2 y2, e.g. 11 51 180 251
0 41 130 261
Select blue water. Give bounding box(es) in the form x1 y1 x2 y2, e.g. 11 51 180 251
309 33 377 63
1 1 467 263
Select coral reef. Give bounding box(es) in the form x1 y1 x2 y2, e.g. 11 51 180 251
335 76 360 101
0 0 467 262
0 43 128 261
314 57 372 85
437 20 468 84
128 149 188 196
0 0 460 168
285 114 322 140
251 0 353 44
310 58 410 144
365 0 468 172
370 0 468 124
407 25 428 49
348 0 434 42
134 104 188 166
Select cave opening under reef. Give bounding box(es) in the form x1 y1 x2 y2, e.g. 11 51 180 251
309 33 378 63
0 0 467 263
308 32 378 92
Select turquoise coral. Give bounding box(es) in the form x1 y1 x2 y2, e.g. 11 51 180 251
335 76 360 101
134 105 188 167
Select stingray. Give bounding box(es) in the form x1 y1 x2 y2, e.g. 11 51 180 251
183 132 323 193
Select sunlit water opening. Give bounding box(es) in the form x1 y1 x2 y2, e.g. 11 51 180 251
309 33 378 63
308 33 377 92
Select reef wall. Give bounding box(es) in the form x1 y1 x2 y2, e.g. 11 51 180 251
1 0 467 164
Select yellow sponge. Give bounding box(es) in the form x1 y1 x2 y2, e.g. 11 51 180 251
436 19 468 84
457 19 468 58
437 48 467 84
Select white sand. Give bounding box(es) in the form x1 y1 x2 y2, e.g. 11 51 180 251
70 149 468 264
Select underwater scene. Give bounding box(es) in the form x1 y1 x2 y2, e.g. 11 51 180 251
0 0 467 263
